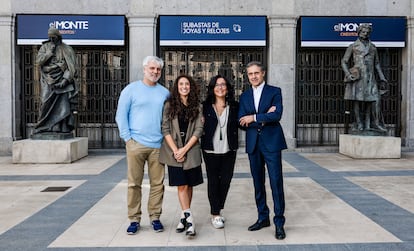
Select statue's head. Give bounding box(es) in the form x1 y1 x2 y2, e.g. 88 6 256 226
357 24 372 35
356 24 372 41
48 26 61 37
48 26 62 43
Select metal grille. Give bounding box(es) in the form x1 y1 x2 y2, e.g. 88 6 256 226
23 46 41 131
160 47 265 147
24 46 262 149
160 47 266 101
41 186 71 192
296 48 401 146
22 46 128 148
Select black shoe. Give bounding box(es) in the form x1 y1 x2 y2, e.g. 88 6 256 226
248 219 270 231
275 226 286 240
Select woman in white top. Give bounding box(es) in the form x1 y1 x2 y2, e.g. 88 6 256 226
201 75 239 229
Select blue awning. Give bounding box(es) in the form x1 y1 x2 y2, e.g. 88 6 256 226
301 16 406 47
160 16 266 46
17 15 125 46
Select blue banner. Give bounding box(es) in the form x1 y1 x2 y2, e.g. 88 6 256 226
17 15 125 46
301 17 406 47
160 16 266 46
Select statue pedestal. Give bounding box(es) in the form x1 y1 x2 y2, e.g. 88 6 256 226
339 134 401 159
12 137 88 163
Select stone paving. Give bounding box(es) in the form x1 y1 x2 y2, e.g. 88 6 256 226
0 150 413 251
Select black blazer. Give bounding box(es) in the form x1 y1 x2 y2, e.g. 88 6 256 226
201 101 239 151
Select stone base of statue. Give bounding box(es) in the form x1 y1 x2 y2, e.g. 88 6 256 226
31 132 75 140
348 123 388 136
339 134 401 159
12 137 88 164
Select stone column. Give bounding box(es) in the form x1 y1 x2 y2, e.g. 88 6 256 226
127 16 157 82
401 17 414 148
0 14 14 155
267 16 297 149
402 17 414 147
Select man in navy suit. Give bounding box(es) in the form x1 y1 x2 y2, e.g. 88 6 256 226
238 61 288 240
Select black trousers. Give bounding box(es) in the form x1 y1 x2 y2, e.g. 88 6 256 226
202 150 237 215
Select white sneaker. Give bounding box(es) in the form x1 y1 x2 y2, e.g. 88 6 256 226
186 222 196 237
211 216 224 229
184 212 196 237
176 218 186 233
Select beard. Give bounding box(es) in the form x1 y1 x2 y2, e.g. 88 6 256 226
144 72 161 83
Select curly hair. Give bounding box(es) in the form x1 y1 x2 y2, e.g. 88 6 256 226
204 74 235 105
166 75 200 121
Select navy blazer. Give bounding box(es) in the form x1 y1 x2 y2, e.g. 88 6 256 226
238 84 287 154
201 101 239 151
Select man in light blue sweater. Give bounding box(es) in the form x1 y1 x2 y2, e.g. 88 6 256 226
116 56 169 235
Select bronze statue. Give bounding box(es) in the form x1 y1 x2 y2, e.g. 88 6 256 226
341 23 387 134
33 26 78 138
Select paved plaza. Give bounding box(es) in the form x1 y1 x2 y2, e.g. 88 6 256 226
0 149 414 251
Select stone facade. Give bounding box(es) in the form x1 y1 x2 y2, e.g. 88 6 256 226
1 0 413 154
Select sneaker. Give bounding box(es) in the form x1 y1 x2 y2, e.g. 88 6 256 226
127 222 139 235
152 220 164 232
176 218 187 233
211 216 224 229
186 222 196 237
184 212 196 237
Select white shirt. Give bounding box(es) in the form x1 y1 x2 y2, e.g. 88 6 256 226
204 105 230 154
253 81 265 121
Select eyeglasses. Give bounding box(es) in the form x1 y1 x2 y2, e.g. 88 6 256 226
214 83 227 88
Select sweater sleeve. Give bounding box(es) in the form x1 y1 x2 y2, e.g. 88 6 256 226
115 88 131 142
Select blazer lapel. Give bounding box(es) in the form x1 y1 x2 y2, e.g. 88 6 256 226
172 118 183 147
246 88 256 112
257 84 269 113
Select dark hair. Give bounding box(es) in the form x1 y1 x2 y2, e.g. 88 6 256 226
166 74 200 121
246 61 266 72
204 75 235 105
